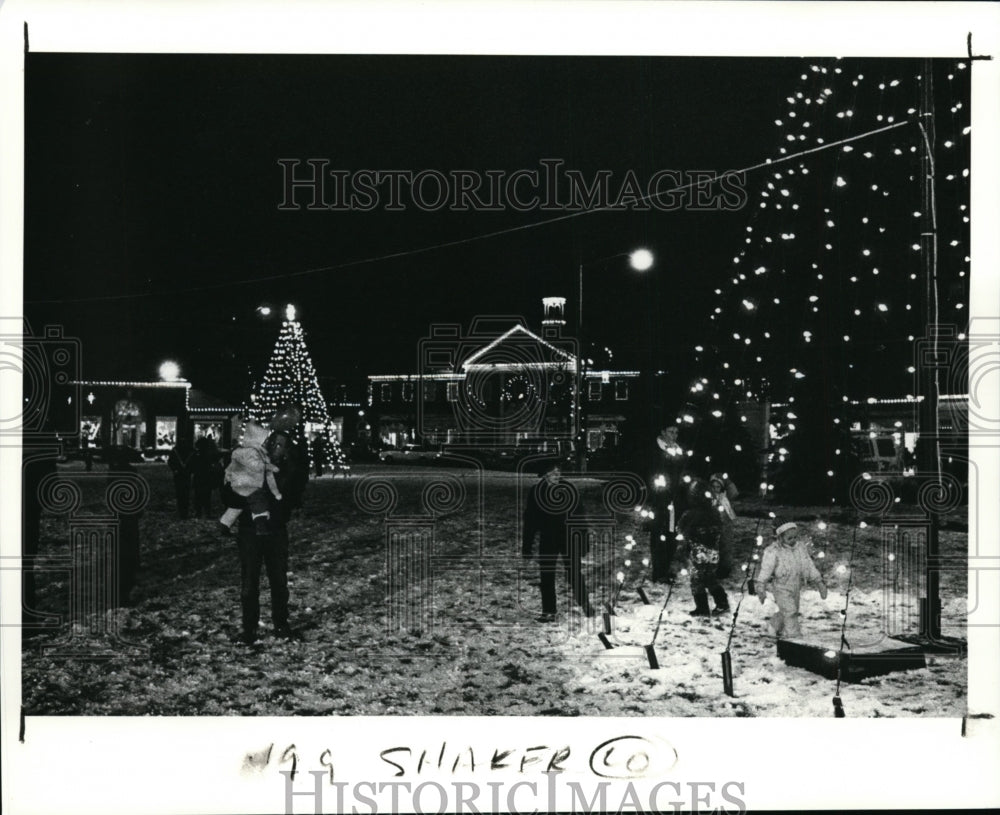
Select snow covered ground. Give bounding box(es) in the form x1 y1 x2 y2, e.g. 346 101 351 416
21 464 967 717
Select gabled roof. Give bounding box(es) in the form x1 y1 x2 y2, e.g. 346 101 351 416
461 324 577 370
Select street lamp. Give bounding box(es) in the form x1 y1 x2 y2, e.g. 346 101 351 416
576 247 654 472
159 360 181 382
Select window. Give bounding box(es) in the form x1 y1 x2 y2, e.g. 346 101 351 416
155 417 178 448
588 381 602 401
80 417 101 447
447 382 459 402
402 382 414 402
194 422 222 441
587 429 603 451
380 383 393 402
615 380 629 400
423 381 436 401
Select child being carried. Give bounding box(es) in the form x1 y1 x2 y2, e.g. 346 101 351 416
219 421 282 536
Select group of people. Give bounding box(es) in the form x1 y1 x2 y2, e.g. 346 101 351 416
167 436 226 520
522 424 828 640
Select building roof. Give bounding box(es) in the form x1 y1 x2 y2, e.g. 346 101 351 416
71 380 240 413
188 388 240 412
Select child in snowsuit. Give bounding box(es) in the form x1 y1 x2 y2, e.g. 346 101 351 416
675 479 730 616
756 521 828 638
219 421 282 536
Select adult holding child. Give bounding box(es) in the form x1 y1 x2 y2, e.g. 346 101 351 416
226 405 309 645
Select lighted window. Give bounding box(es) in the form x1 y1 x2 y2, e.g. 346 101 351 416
155 417 178 448
615 380 629 400
402 382 414 402
447 382 459 402
80 417 101 446
380 384 392 402
588 381 603 401
194 422 222 441
587 429 603 451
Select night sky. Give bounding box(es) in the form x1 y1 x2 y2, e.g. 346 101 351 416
23 54 968 404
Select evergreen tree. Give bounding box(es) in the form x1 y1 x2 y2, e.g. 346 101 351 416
250 305 349 473
682 58 970 503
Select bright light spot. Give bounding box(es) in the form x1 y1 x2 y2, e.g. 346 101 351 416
159 361 181 381
835 177 847 187
285 303 297 321
629 248 654 271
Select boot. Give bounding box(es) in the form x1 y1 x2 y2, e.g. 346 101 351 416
710 585 731 613
689 588 711 616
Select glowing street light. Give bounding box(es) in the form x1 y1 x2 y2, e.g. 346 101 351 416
159 360 181 381
629 247 655 271
577 247 655 472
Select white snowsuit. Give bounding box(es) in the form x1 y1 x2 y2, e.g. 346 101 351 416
756 540 824 638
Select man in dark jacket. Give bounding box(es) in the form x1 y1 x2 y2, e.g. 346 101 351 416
233 406 309 645
522 464 594 622
647 426 689 583
167 440 193 519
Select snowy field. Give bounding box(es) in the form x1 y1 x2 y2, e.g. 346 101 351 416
22 463 967 717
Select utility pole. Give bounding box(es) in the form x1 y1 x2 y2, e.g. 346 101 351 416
917 57 942 642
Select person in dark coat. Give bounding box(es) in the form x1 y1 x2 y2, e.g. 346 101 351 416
167 440 193 519
190 436 222 518
311 432 327 478
647 426 689 583
233 406 309 644
675 478 730 616
106 448 142 606
522 464 595 622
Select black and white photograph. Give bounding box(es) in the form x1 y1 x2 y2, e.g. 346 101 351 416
2 1 999 813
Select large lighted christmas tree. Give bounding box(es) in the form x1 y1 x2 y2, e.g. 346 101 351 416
678 58 969 503
250 304 349 473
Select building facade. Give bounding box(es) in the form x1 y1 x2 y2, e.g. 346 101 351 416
366 299 642 464
68 379 240 456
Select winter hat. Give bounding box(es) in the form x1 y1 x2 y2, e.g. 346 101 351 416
776 522 798 537
241 421 269 447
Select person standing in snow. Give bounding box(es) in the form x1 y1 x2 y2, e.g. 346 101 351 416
756 521 828 638
709 472 737 579
647 425 688 583
522 463 595 622
167 439 193 520
231 406 309 645
675 479 730 616
190 436 223 518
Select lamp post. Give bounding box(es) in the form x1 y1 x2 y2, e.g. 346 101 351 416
575 248 654 472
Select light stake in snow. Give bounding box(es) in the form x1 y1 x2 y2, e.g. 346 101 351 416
645 581 675 670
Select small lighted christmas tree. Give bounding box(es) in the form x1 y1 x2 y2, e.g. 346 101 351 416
250 304 349 473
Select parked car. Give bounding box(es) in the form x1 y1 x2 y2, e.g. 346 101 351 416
378 444 443 464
